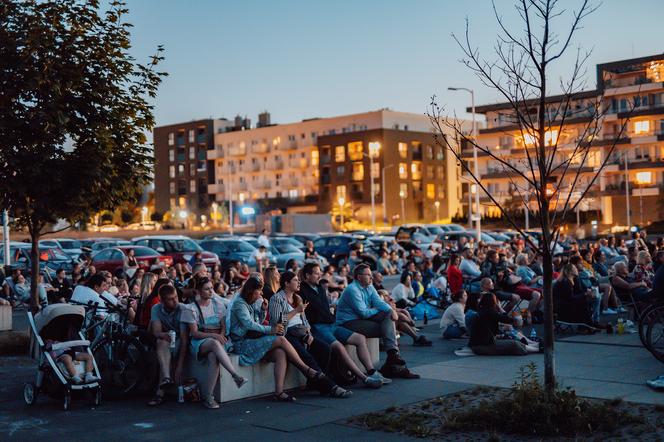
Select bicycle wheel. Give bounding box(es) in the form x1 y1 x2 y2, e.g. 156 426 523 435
645 309 664 363
638 303 660 348
92 335 146 399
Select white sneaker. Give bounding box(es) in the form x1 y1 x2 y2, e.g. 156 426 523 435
363 374 382 389
371 371 392 385
602 308 617 315
84 372 99 383
71 375 83 384
616 306 628 313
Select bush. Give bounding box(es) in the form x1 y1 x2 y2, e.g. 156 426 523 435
445 362 643 437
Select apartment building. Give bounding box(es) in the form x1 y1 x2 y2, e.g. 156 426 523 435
207 109 462 220
154 118 235 217
465 53 664 226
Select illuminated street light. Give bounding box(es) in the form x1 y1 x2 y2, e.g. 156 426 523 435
338 197 345 228
434 200 440 221
399 189 406 223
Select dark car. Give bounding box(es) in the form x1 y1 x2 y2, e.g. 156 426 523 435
90 246 173 277
0 242 75 277
132 235 219 267
313 235 376 269
199 238 267 268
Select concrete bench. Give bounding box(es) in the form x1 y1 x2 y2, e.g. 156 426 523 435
184 338 380 403
0 304 11 331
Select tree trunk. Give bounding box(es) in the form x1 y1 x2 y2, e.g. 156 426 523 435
540 204 556 394
29 228 41 314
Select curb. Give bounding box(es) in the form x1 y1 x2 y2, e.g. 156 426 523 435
0 331 30 356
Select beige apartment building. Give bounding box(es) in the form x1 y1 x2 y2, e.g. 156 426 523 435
464 54 664 227
208 109 465 222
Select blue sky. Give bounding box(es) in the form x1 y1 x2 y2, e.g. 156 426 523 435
124 0 664 127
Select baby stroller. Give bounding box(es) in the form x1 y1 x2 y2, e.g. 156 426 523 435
25 304 102 410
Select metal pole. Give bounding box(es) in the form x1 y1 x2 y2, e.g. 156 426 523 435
228 165 234 235
467 182 473 228
624 151 631 231
381 164 394 225
400 197 406 224
471 89 481 243
639 182 643 226
370 154 376 232
3 210 10 268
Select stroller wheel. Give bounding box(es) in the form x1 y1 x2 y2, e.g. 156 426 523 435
23 383 37 405
63 390 71 411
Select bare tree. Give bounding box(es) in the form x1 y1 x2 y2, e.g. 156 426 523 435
428 0 634 393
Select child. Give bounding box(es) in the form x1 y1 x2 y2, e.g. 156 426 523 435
47 340 99 384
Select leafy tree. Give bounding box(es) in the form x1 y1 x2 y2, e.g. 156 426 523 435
0 0 166 310
150 211 164 222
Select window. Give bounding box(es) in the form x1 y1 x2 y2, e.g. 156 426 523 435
169 182 176 194
435 146 444 160
523 129 558 147
438 185 445 199
288 189 298 198
437 166 444 178
371 162 380 179
170 198 176 208
411 161 422 180
348 142 363 161
399 163 408 179
178 164 184 175
189 163 196 175
189 146 195 159
426 183 435 199
634 120 650 134
635 171 652 184
335 145 345 162
336 185 346 200
190 180 196 193
398 142 408 158
426 166 434 179
178 196 186 207
169 166 175 178
399 183 408 197
352 162 364 181
336 165 345 176
311 150 319 166
169 149 174 162
188 130 195 143
168 133 175 146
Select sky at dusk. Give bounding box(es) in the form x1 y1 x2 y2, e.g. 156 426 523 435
123 0 664 128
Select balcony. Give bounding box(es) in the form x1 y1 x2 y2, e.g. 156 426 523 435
227 146 246 156
269 160 284 171
251 163 261 172
288 177 299 187
207 148 224 159
251 144 270 154
256 180 272 190
236 182 248 191
289 158 307 169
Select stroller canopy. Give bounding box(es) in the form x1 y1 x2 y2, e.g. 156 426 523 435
34 304 85 341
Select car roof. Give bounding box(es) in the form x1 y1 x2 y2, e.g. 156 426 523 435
132 235 191 241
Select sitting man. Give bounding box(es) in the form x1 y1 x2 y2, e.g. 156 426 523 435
480 277 520 314
459 247 482 293
336 264 419 379
147 284 188 406
300 263 387 388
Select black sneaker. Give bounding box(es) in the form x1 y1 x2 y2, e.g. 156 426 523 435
386 352 407 366
413 336 432 347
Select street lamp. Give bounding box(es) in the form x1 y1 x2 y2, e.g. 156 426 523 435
211 202 219 227
179 209 188 229
381 164 395 225
338 197 345 229
449 86 480 243
635 171 651 226
365 141 381 233
434 201 440 221
399 189 406 224
141 206 148 223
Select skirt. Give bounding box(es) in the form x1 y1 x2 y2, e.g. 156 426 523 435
190 337 233 363
232 335 277 366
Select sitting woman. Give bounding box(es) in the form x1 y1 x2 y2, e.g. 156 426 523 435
439 290 471 339
554 263 595 328
569 255 602 324
515 253 542 288
181 277 248 409
632 250 655 290
378 290 432 347
262 266 280 301
391 272 416 308
229 274 342 402
269 271 352 398
469 292 539 355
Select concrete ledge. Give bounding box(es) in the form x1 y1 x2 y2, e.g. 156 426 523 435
0 305 11 331
184 338 380 403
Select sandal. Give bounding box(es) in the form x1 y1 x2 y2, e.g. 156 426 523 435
274 392 297 402
147 394 165 406
330 385 353 398
159 378 174 389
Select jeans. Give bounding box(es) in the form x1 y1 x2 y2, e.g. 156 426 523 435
443 324 466 339
342 311 398 352
589 287 602 323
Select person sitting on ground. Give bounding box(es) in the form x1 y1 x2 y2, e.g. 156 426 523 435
147 284 188 406
229 274 342 402
600 237 625 266
459 247 482 292
181 277 248 409
269 271 352 398
515 253 542 288
134 273 161 328
554 263 595 328
391 272 416 308
336 264 420 379
479 277 520 315
439 290 472 339
285 258 299 274
322 265 346 295
570 255 602 324
49 268 72 304
412 271 425 298
378 290 432 347
469 292 539 355
300 263 386 388
377 250 397 275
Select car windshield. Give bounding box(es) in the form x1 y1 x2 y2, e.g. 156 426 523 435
132 247 158 257
425 226 444 235
59 240 82 249
275 244 301 254
165 239 203 252
42 248 70 261
227 241 255 253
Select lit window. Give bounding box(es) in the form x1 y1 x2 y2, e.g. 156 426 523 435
336 185 346 200
169 182 175 194
169 149 174 162
399 183 408 197
169 166 175 178
635 171 652 184
189 147 195 159
411 162 422 181
178 164 184 175
368 141 381 158
399 163 408 179
188 130 195 143
335 145 345 162
168 133 175 146
634 121 650 134
522 130 558 147
398 142 408 158
190 180 196 193
289 189 298 198
352 162 364 181
178 197 186 207
311 150 319 166
426 184 435 199
348 142 363 161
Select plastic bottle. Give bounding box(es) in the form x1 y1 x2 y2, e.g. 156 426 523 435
169 330 176 349
423 311 428 325
529 328 537 339
617 318 625 335
177 385 184 403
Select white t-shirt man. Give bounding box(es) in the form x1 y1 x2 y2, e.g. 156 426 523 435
257 234 270 249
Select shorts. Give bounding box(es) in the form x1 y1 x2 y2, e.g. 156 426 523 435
311 323 353 346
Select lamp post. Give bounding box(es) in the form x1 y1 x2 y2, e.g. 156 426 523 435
141 206 148 223
211 202 218 228
338 197 345 229
434 200 440 221
179 209 188 230
365 142 381 233
227 164 234 235
635 171 650 226
449 86 480 243
399 190 406 224
624 151 631 232
381 164 395 225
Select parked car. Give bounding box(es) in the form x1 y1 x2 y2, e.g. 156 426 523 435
395 225 438 242
239 238 301 271
38 238 83 260
287 233 321 246
199 238 275 268
126 221 162 231
90 246 173 277
313 235 376 269
132 235 219 267
438 223 466 233
90 240 132 252
0 242 76 277
269 237 306 252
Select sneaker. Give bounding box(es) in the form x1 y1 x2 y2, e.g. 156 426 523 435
203 396 220 409
413 335 433 347
616 306 628 313
330 385 353 398
233 375 248 389
386 352 407 366
363 375 382 389
71 375 83 384
373 371 392 385
646 376 664 391
84 372 99 383
602 308 617 315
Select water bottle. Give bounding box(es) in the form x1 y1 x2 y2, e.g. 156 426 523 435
277 313 286 336
529 328 537 339
169 330 176 349
177 385 184 403
423 311 428 325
